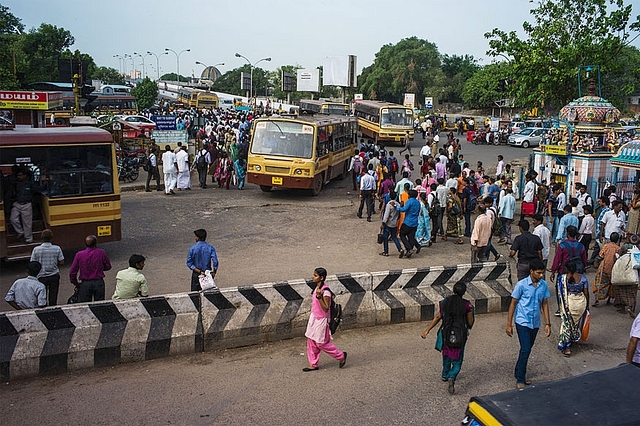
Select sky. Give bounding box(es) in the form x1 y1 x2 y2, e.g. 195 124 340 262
4 0 640 79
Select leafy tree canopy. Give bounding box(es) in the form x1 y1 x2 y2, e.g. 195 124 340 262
485 0 640 110
92 66 125 85
358 37 444 106
131 77 158 110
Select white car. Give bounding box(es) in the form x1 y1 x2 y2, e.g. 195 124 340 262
510 121 526 134
120 115 156 127
508 127 545 148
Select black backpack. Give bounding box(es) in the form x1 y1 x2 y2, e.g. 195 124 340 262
565 242 585 273
488 207 502 237
323 286 343 335
197 150 207 168
441 297 468 349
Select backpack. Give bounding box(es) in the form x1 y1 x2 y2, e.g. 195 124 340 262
389 157 399 173
565 242 585 273
428 193 440 215
488 207 502 237
441 297 468 349
468 195 478 213
197 150 207 168
323 286 343 335
353 156 363 174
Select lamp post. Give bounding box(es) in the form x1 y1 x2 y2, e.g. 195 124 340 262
113 55 124 75
134 52 152 80
165 48 190 85
147 51 167 81
234 53 271 100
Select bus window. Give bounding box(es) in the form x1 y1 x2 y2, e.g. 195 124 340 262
251 121 314 158
46 145 113 198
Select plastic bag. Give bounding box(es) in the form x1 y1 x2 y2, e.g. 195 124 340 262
630 246 640 270
198 270 217 291
579 310 590 341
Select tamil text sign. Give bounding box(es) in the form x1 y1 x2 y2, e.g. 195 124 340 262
0 91 62 110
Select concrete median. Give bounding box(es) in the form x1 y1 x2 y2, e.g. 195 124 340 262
1 262 511 380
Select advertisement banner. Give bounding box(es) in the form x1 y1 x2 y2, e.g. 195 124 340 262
151 115 177 131
0 91 63 110
297 69 320 92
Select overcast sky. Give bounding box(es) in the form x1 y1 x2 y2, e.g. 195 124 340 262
5 0 640 78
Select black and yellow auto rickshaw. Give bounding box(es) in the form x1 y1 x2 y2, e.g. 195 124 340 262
461 364 639 426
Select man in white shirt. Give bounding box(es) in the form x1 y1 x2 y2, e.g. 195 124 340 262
175 147 191 190
627 312 640 367
357 164 377 222
435 178 449 237
532 214 551 274
576 184 593 228
578 204 595 253
445 173 458 191
496 155 505 177
161 145 178 195
600 200 626 243
432 133 440 153
419 141 432 163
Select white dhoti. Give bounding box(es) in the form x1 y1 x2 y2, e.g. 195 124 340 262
177 170 191 189
164 172 177 193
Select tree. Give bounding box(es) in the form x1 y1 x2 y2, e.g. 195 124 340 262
485 0 640 110
441 54 480 103
131 77 158 110
20 23 74 83
211 65 269 97
357 37 444 106
92 66 125 85
461 62 513 109
160 73 187 83
0 5 24 89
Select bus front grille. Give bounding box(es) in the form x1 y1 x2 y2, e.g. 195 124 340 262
265 166 290 174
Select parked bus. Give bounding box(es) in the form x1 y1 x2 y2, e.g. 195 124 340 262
299 99 350 116
354 100 414 145
247 115 356 195
0 126 121 260
87 93 138 115
178 88 219 109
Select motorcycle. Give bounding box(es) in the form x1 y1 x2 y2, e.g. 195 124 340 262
493 131 509 145
472 130 488 145
117 151 142 182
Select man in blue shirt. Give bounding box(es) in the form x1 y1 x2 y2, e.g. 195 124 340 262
392 189 421 258
186 229 219 291
506 259 551 389
555 204 578 245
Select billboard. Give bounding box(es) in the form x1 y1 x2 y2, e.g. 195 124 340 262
403 93 415 109
322 55 357 87
297 69 320 92
240 72 251 91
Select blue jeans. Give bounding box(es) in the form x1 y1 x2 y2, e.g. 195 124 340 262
515 323 539 384
484 236 499 259
382 225 402 254
464 211 471 237
442 348 465 380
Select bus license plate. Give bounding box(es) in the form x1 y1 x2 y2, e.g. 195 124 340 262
97 225 111 236
271 177 283 185
395 137 401 141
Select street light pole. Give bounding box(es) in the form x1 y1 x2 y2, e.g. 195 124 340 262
134 52 152 80
147 51 167 81
235 53 271 100
113 55 123 75
165 48 190 86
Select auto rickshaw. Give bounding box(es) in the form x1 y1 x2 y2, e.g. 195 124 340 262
461 364 639 426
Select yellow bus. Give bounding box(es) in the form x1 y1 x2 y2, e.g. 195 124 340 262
178 88 219 109
299 99 350 116
0 126 121 260
354 100 414 145
247 115 356 195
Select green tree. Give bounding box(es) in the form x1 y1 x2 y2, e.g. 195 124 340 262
357 37 444 106
485 0 640 110
92 66 125 85
461 62 513 109
211 65 269 97
441 54 480 103
131 77 158 110
0 5 24 89
20 23 74 83
160 73 188 83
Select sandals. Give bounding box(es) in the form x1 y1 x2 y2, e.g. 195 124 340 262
455 239 464 245
399 250 405 258
339 352 347 369
563 350 571 357
379 252 389 256
302 367 319 372
592 301 599 307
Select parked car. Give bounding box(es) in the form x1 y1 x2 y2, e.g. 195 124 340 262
507 127 544 148
120 115 157 128
510 121 526 134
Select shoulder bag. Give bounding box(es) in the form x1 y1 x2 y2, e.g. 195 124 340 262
611 254 638 285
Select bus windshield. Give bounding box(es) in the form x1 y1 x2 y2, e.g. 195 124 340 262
325 105 349 115
251 121 315 158
380 108 413 127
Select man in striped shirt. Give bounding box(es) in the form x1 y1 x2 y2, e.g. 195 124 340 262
30 229 64 306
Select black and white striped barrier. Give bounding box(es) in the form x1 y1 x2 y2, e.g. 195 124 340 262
0 262 510 380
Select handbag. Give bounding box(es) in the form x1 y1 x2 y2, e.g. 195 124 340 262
377 233 384 244
67 287 79 304
521 201 535 215
198 270 217 291
579 310 590 341
611 254 639 285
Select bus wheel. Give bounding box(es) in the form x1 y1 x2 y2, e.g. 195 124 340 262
55 118 65 125
311 173 323 196
259 185 272 192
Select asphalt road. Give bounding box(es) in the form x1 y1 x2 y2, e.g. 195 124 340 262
1 135 637 424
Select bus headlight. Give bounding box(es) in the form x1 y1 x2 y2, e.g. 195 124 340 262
294 169 303 175
255 165 261 171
